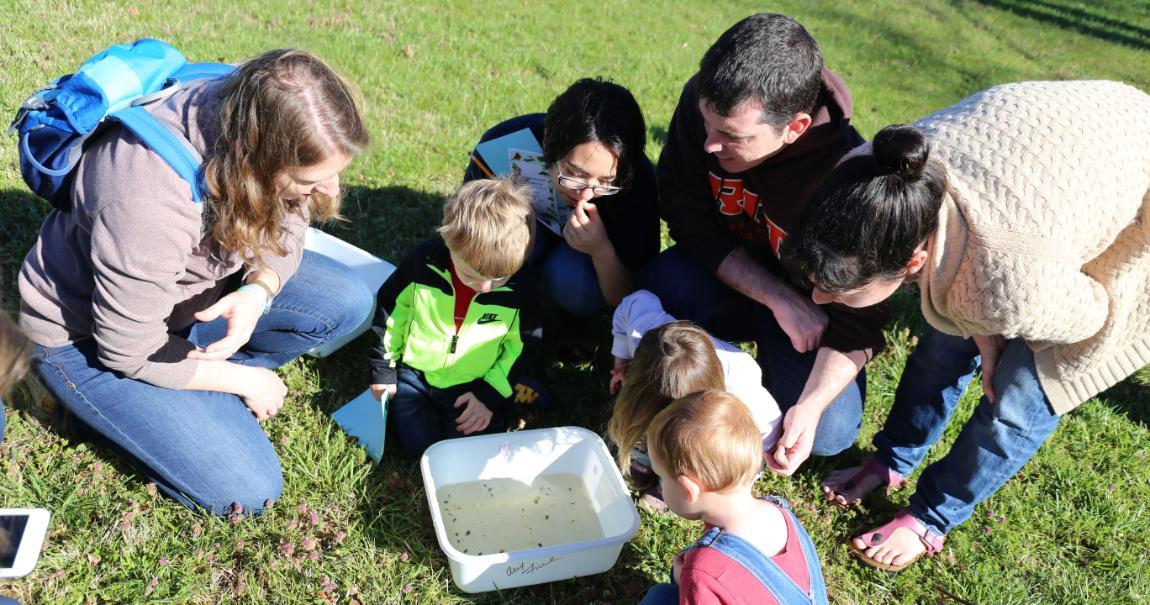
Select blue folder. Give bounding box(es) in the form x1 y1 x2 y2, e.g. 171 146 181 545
333 389 389 463
473 127 542 176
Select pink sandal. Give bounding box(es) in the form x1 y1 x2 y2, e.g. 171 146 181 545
849 509 945 572
821 457 904 508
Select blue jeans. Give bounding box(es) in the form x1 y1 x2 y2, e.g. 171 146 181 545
872 325 1061 535
532 229 603 318
31 251 373 515
640 246 865 456
389 367 508 457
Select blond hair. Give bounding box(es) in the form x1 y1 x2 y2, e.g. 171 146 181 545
204 49 369 263
647 390 762 492
1 314 32 398
438 176 535 278
607 321 724 472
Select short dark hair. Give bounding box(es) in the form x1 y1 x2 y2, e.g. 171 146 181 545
697 13 823 129
782 125 948 292
542 78 647 191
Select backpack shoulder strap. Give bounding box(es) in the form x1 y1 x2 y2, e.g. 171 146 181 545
112 105 206 210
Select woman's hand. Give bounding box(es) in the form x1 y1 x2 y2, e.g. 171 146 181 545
239 367 288 420
454 392 493 435
187 288 266 361
609 356 629 395
563 201 610 255
974 334 1008 403
370 383 397 401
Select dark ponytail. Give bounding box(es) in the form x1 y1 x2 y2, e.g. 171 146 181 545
782 124 947 292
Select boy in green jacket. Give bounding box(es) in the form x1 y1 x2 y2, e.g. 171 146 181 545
368 177 540 456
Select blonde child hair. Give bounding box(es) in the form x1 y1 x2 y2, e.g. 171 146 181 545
438 176 536 279
607 320 724 473
1 314 32 398
647 389 762 492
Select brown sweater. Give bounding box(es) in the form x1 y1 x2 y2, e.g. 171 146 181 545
19 81 308 389
915 80 1150 414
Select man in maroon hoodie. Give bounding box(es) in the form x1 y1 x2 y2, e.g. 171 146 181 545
642 13 888 476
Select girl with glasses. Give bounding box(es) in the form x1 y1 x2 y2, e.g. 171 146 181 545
464 78 659 326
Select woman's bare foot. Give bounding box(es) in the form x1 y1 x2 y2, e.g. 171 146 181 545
821 458 903 507
848 510 944 572
852 526 927 568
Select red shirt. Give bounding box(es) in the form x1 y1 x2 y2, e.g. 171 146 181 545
678 502 811 605
448 260 478 332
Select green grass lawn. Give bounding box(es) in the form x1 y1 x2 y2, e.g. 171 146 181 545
2 0 1149 603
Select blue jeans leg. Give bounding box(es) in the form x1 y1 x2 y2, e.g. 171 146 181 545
187 250 375 366
34 339 283 514
637 582 679 605
638 246 757 343
873 326 979 477
31 251 373 514
390 368 509 457
908 338 1061 535
540 239 604 318
756 310 867 457
390 368 444 457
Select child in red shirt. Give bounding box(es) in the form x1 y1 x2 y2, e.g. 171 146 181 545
639 390 828 605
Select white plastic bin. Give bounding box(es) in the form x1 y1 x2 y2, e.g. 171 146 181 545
302 227 395 357
421 427 640 593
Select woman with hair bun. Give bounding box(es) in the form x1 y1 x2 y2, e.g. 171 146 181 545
782 80 1150 571
19 49 374 515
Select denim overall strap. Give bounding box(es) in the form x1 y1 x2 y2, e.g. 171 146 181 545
773 497 829 605
692 498 828 605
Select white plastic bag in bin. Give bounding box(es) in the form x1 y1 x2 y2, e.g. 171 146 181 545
303 227 395 357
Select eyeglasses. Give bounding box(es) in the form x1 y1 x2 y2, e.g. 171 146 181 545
555 167 622 196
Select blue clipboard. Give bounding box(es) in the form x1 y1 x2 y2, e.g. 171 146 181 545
473 127 542 176
333 389 389 463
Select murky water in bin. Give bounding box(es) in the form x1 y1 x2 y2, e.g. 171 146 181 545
438 474 604 555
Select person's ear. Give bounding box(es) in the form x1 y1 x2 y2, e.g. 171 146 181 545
784 113 813 144
905 246 930 277
677 474 703 503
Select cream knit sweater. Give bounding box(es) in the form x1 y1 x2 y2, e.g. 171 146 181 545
915 80 1150 414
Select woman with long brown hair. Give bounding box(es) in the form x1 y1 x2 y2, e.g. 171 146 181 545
18 49 373 514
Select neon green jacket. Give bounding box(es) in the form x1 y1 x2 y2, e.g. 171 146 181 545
367 238 540 403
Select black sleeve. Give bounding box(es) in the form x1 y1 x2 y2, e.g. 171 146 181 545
604 155 661 275
509 265 542 382
820 301 891 355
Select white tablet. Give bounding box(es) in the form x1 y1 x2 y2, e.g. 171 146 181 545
0 508 50 578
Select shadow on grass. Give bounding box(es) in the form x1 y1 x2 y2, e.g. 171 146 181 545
315 184 447 266
970 0 1150 52
648 124 667 147
1097 368 1150 428
0 189 52 313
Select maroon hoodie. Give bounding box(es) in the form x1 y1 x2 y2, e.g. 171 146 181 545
657 69 888 353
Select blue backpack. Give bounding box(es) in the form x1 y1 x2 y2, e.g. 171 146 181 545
7 39 235 211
